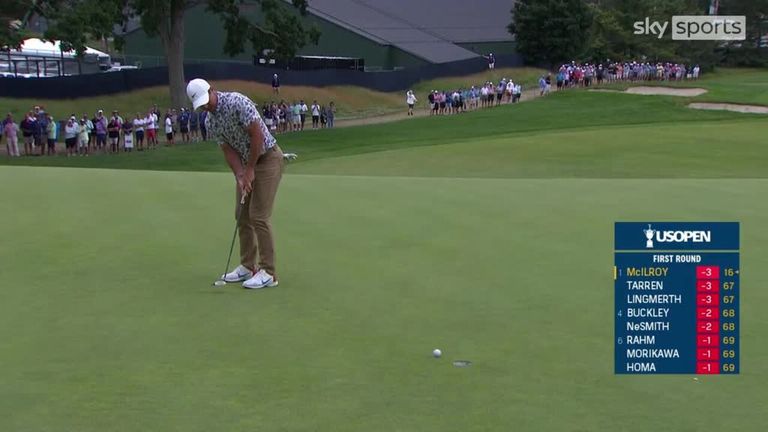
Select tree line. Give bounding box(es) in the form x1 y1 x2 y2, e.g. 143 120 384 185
509 0 768 69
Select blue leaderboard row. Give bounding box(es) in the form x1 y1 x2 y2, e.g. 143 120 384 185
614 222 740 374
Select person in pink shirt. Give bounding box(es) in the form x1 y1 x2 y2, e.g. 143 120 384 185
3 113 20 157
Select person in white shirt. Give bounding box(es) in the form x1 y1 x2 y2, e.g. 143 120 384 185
480 85 489 108
147 109 158 148
78 118 89 156
134 113 146 151
164 112 174 146
299 100 308 130
64 116 79 157
310 100 320 129
406 90 417 116
506 80 514 103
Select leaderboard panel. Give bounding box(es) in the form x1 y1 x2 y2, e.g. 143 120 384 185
614 222 740 375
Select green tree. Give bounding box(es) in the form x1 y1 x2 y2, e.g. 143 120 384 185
719 0 768 66
508 0 594 67
588 0 718 67
6 0 319 108
0 0 41 49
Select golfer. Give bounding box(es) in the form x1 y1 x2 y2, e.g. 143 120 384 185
187 78 284 289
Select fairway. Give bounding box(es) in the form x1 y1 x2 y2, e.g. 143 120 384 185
1 166 767 431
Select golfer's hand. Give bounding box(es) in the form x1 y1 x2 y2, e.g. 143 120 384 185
283 152 298 161
241 168 255 195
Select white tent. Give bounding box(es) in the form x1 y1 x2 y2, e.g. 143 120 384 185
15 38 110 61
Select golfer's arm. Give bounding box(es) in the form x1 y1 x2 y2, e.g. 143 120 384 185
244 121 265 171
221 143 243 175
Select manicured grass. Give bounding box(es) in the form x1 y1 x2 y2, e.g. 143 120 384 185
289 119 768 178
595 68 768 105
1 168 766 431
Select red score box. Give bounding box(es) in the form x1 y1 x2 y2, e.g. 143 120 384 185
696 279 719 293
697 293 720 306
697 348 720 361
697 307 720 320
697 334 719 347
697 320 720 334
696 265 720 279
697 361 721 374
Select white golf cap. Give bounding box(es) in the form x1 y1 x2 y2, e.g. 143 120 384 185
187 78 211 110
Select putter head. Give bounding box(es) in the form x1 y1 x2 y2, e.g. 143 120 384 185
212 280 227 287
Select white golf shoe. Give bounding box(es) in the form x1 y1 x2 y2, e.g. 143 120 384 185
242 269 279 289
222 265 254 283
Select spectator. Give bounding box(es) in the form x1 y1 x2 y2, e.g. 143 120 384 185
299 100 308 130
3 113 20 157
83 114 94 152
21 111 35 156
406 90 417 116
146 108 158 148
134 112 146 150
278 101 288 133
164 112 174 146
107 114 120 153
327 102 335 129
171 109 178 135
78 118 89 156
112 110 124 149
179 107 190 143
291 101 301 132
311 100 320 129
94 110 107 152
320 104 327 128
486 52 495 69
199 110 208 141
427 91 435 115
272 73 280 94
513 83 522 103
45 113 57 156
189 109 199 141
34 106 47 156
64 116 79 157
263 103 274 132
122 116 134 152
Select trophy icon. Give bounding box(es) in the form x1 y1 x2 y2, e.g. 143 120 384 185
643 224 655 248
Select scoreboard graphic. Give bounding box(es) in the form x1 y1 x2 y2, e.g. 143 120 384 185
614 222 740 374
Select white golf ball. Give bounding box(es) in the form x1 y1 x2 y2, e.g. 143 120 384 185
432 349 442 358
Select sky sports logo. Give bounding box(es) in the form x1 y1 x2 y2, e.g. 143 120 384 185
643 224 712 249
634 15 745 40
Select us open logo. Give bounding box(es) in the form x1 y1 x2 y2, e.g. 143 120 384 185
642 224 712 249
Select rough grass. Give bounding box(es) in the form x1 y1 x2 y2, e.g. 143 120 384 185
0 67 548 122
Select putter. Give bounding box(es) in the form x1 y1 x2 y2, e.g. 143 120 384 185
212 193 247 286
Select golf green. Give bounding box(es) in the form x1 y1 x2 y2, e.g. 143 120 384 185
1 165 766 431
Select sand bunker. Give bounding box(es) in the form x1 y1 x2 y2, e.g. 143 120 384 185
625 86 708 96
688 102 768 114
589 87 708 97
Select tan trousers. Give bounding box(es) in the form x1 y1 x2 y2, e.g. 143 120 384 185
236 145 284 276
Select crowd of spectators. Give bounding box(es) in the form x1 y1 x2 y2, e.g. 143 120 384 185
1 99 336 157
